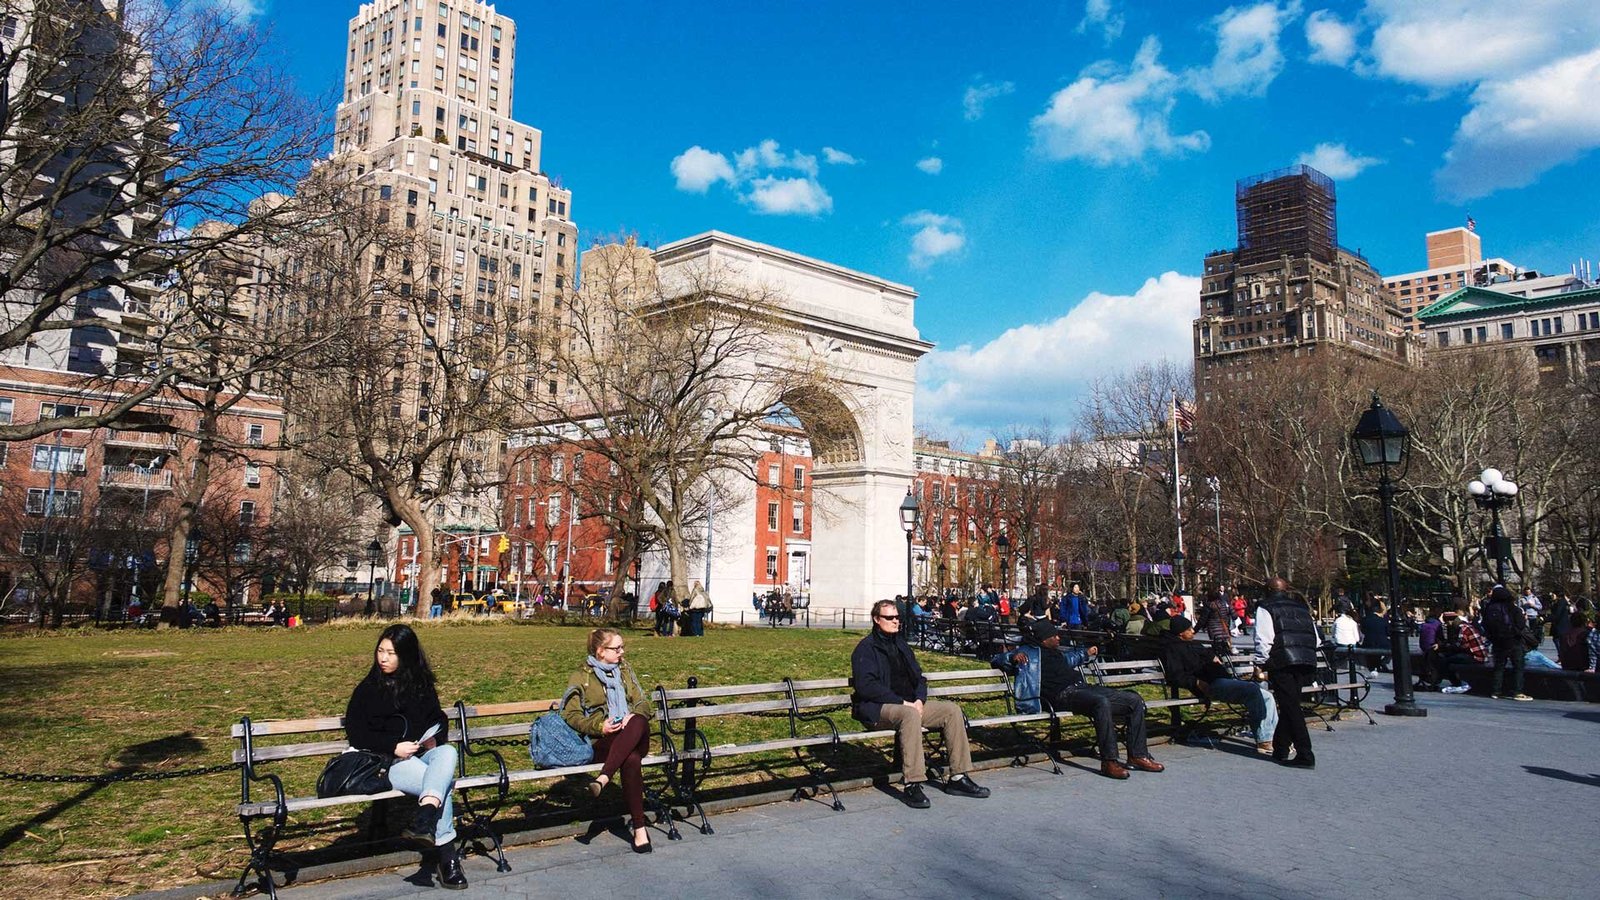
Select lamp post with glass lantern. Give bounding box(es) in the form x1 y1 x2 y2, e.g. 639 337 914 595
1466 469 1518 586
1350 393 1426 717
898 490 919 605
365 539 382 616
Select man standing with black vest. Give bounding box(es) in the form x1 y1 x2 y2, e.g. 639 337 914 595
1253 578 1321 769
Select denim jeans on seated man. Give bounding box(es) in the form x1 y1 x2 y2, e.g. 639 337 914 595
1203 676 1278 744
1524 650 1561 670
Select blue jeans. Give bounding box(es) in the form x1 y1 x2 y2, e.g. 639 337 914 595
1524 650 1561 670
387 744 458 845
1204 677 1278 744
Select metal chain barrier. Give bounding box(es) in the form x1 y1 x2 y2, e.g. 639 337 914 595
0 761 241 784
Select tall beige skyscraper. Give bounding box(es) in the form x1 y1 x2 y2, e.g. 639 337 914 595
333 0 577 362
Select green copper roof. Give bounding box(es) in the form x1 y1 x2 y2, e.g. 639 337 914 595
1415 283 1600 323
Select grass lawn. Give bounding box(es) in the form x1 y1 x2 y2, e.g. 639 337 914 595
0 617 1026 899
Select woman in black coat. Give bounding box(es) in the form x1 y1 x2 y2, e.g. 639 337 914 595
344 624 466 889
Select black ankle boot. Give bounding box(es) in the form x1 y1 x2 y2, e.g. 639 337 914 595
438 841 468 890
402 802 443 848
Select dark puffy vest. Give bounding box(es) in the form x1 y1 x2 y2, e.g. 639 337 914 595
1262 594 1319 670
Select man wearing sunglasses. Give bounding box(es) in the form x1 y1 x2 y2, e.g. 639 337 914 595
851 599 990 808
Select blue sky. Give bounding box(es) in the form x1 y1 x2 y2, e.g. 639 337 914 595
232 0 1600 440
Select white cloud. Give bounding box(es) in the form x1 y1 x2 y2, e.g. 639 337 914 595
670 146 736 193
1076 0 1126 44
1304 9 1358 66
1294 142 1382 179
1031 37 1211 165
1355 2 1600 199
199 0 267 19
746 176 833 216
1437 47 1600 199
917 272 1201 432
916 156 944 175
735 139 819 178
963 79 1017 121
903 211 965 268
671 139 837 215
1191 2 1299 101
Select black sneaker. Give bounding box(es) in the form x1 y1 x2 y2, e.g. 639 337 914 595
402 803 443 847
943 774 990 798
1282 754 1316 770
901 782 931 809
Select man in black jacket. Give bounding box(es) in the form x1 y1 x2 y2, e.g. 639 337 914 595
851 599 990 808
1482 585 1532 700
1252 578 1321 768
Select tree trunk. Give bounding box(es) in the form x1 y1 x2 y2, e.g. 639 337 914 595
159 401 220 626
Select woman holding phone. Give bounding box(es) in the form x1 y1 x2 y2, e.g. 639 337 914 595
563 627 656 852
344 623 466 889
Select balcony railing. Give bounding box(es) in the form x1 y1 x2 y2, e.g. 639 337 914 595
104 429 176 448
100 465 173 489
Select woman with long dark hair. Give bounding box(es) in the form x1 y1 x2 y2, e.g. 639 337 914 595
344 624 466 889
563 627 656 852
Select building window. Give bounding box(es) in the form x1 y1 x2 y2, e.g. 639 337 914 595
1501 322 1514 340
551 455 565 480
239 501 256 526
793 466 804 490
0 397 11 424
545 542 558 572
767 502 779 531
546 494 560 526
245 463 260 486
792 503 804 533
247 424 264 445
1436 331 1450 347
766 548 779 579
1476 326 1487 343
604 539 615 574
26 489 81 517
767 464 779 486
31 445 85 473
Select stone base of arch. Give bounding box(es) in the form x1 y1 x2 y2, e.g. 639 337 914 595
807 467 916 615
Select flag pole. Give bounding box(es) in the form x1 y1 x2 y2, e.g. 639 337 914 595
1172 392 1185 592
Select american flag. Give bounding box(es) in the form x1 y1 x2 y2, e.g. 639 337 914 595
1174 398 1195 433
1466 215 1477 233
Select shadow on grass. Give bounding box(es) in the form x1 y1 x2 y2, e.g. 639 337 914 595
0 732 205 854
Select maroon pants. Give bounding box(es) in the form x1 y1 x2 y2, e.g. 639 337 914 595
591 716 650 827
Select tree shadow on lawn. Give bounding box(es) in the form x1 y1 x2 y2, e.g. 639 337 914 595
0 731 205 854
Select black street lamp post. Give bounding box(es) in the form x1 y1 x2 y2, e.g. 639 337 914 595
1467 468 1518 586
898 490 920 605
365 539 382 617
1350 393 1426 718
995 532 1011 598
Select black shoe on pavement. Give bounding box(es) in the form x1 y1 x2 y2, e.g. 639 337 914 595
902 782 931 809
437 842 468 890
943 774 990 798
1282 754 1316 770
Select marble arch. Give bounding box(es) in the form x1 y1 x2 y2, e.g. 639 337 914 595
651 231 932 613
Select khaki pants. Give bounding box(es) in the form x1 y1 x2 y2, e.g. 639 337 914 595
873 699 973 784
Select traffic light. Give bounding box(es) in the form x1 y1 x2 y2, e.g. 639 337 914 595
497 535 510 554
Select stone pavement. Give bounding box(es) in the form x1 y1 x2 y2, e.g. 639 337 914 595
282 684 1596 900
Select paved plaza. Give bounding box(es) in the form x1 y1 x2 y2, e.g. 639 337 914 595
278 682 1596 900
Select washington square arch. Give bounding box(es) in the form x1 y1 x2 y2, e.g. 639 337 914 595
639 231 932 615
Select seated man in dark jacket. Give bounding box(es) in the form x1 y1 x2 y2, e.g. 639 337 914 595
851 599 990 809
997 619 1165 780
1159 616 1278 754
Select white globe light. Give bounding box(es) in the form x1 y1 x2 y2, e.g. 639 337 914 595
1467 480 1487 496
1494 481 1518 497
1480 468 1502 486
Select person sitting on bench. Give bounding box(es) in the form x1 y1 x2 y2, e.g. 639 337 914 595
1160 616 1278 755
851 599 990 809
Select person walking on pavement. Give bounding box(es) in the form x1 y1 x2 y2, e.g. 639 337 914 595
1253 577 1321 769
1481 585 1532 701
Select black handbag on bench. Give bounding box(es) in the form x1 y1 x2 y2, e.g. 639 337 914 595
316 749 393 798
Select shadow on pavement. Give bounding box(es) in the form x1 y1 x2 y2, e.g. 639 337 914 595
1561 710 1600 725
1521 765 1600 788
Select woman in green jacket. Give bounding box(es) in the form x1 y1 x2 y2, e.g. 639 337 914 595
562 627 656 852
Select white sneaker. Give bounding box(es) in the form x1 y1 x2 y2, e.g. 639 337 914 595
1441 685 1469 694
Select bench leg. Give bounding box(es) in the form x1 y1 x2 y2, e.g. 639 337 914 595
455 791 511 872
232 817 281 900
642 786 684 840
789 746 844 812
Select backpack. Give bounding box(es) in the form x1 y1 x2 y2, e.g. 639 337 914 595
529 687 596 769
1480 602 1515 642
998 597 1011 616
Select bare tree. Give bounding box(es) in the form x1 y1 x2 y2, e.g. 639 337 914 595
0 468 144 626
0 0 323 440
993 422 1070 593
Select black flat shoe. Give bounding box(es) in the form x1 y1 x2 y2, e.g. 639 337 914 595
438 845 468 890
632 826 653 854
588 776 606 798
